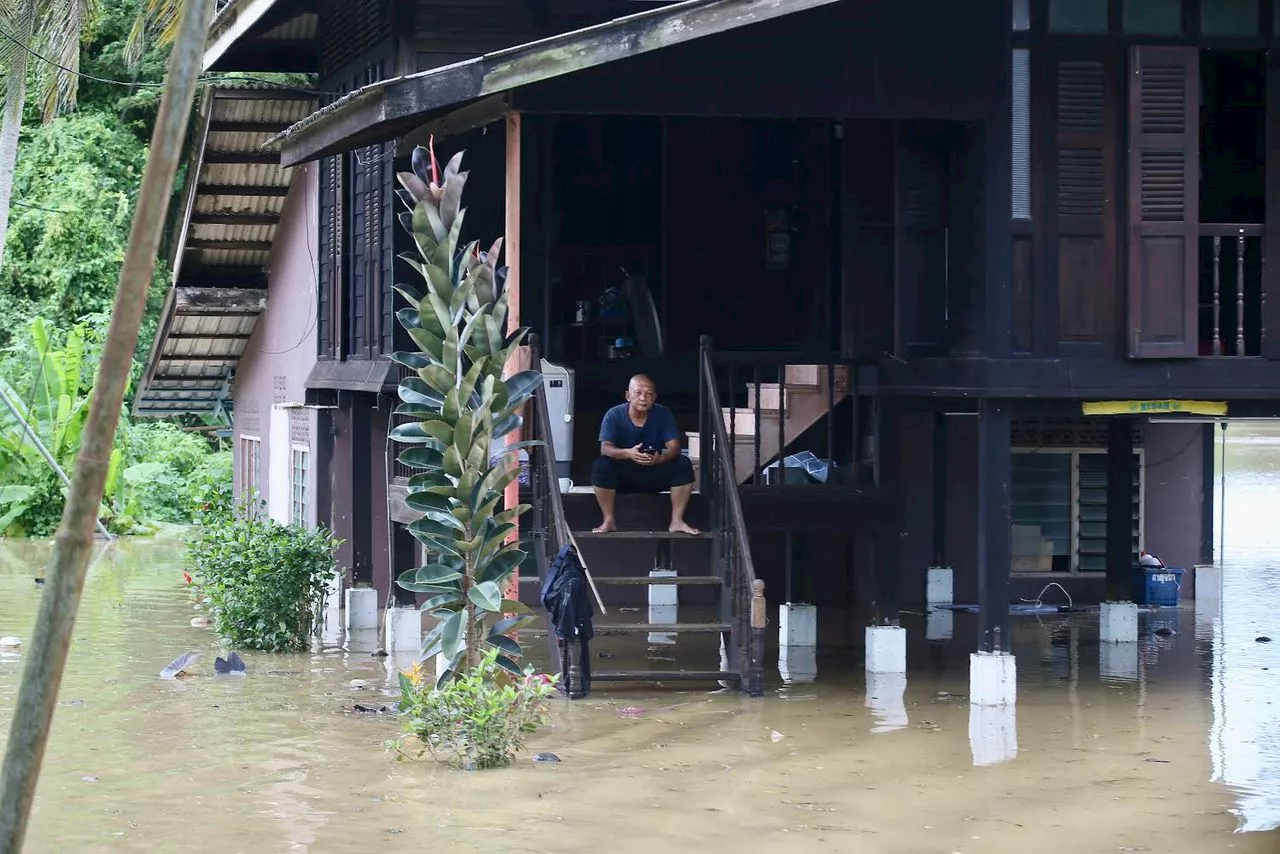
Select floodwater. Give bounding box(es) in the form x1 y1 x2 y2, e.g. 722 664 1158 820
0 432 1278 852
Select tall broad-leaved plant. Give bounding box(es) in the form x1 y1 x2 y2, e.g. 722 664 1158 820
391 141 540 684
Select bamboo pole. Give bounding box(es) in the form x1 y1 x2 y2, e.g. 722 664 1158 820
0 2 214 848
0 384 111 539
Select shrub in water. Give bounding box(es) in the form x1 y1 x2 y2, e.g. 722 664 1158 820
394 648 556 769
185 501 340 652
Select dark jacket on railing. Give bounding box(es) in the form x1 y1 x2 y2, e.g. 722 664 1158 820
541 544 595 643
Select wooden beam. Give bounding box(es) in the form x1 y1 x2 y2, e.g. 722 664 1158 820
150 373 228 381
203 151 281 165
398 95 511 150
208 120 294 133
174 286 266 312
502 111 523 605
189 212 281 226
276 0 843 165
167 332 252 341
185 238 274 251
197 183 289 196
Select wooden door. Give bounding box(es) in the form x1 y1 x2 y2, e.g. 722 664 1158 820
1127 46 1200 358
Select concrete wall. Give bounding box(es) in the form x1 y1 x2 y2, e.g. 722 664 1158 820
231 164 320 524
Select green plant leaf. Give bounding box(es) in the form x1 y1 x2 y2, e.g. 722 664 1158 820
486 634 521 657
476 548 524 585
490 614 536 636
500 599 531 615
403 492 452 514
389 350 430 370
390 422 440 444
440 610 465 662
467 580 503 612
421 591 465 612
410 563 464 585
494 654 523 676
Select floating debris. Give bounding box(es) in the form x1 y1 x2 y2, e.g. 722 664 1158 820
159 651 201 679
353 703 389 714
1153 627 1176 638
33 578 44 585
597 652 615 659
532 752 561 763
81 776 99 784
370 648 389 658
1257 636 1272 643
617 706 645 717
214 652 246 674
770 730 786 742
0 637 21 649
190 616 211 628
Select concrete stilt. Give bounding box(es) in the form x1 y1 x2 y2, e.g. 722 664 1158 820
926 566 954 607
969 651 1016 707
385 606 422 655
778 646 817 684
345 587 378 632
1100 601 1139 644
926 608 954 641
647 569 678 645
865 625 906 674
969 703 1018 766
776 604 817 683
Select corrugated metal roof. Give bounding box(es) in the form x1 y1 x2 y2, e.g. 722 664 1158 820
134 85 316 419
260 11 316 42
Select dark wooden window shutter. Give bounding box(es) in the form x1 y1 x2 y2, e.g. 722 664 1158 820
1052 52 1118 348
1265 51 1280 359
1127 46 1200 358
317 155 344 360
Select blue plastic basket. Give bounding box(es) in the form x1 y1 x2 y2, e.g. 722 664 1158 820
1131 566 1184 607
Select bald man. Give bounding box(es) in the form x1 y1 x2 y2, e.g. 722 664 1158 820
591 374 699 535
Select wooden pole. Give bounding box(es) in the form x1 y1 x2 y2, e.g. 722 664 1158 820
503 112 523 606
0 2 214 847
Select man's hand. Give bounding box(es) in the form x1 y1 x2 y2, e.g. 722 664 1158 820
628 444 656 465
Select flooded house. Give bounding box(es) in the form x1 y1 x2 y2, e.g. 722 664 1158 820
135 0 1278 697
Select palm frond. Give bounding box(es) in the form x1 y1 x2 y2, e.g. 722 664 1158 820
125 0 182 68
37 0 98 122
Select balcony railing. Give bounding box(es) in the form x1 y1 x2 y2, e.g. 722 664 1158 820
1199 223 1264 357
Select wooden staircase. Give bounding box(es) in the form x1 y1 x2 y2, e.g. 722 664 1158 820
685 363 850 483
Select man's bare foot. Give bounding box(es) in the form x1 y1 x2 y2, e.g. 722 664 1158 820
668 520 701 536
592 519 617 533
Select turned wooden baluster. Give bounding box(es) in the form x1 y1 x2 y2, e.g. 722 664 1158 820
1236 230 1247 356
1212 235 1223 356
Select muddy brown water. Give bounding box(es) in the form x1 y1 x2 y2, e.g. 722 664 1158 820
0 429 1278 852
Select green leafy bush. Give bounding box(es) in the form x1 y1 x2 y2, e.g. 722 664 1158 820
394 648 556 769
185 502 340 651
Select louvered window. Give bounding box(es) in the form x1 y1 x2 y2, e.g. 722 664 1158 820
1012 49 1031 220
1056 61 1106 220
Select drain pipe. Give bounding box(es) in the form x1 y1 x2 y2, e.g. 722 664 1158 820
0 384 110 539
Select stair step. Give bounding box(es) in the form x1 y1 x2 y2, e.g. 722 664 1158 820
573 530 714 540
592 575 722 585
591 670 739 683
532 622 730 635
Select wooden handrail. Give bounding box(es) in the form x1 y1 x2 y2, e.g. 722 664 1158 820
1199 222 1263 238
699 341 757 591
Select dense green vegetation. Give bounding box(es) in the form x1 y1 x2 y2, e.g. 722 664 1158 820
0 0 228 535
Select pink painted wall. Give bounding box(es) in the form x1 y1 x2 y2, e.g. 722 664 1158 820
231 164 319 519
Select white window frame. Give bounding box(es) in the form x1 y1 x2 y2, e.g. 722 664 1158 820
1011 447 1146 575
290 443 310 527
239 435 261 501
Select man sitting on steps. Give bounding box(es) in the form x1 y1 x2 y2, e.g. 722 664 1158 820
591 374 700 536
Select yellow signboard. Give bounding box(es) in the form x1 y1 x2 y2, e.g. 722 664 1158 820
1081 400 1228 417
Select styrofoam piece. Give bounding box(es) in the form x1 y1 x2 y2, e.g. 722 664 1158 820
1099 641 1139 682
386 606 421 655
778 645 816 684
865 625 906 674
926 566 954 606
345 588 378 631
926 608 954 640
865 672 908 733
969 651 1016 707
649 568 678 609
1100 601 1139 644
969 703 1018 766
780 603 817 649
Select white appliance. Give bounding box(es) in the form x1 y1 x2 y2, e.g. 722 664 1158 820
541 358 574 480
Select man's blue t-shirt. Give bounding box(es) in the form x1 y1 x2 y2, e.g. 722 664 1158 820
599 403 679 451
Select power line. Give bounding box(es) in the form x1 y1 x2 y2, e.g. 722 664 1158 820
12 199 72 214
0 24 339 97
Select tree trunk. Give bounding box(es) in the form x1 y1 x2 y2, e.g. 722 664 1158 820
0 1 215 848
0 6 33 274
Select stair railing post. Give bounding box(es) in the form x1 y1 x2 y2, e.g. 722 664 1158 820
748 578 766 697
698 336 710 495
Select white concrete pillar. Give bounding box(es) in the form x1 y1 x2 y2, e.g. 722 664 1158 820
1099 642 1139 682
1099 601 1139 644
926 566 954 607
969 703 1018 766
969 651 1016 707
780 603 817 648
267 405 290 524
865 672 908 733
345 587 378 631
385 606 422 655
865 625 906 674
345 627 380 654
647 567 678 645
926 608 954 641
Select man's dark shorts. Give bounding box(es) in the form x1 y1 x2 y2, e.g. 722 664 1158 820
591 454 695 493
